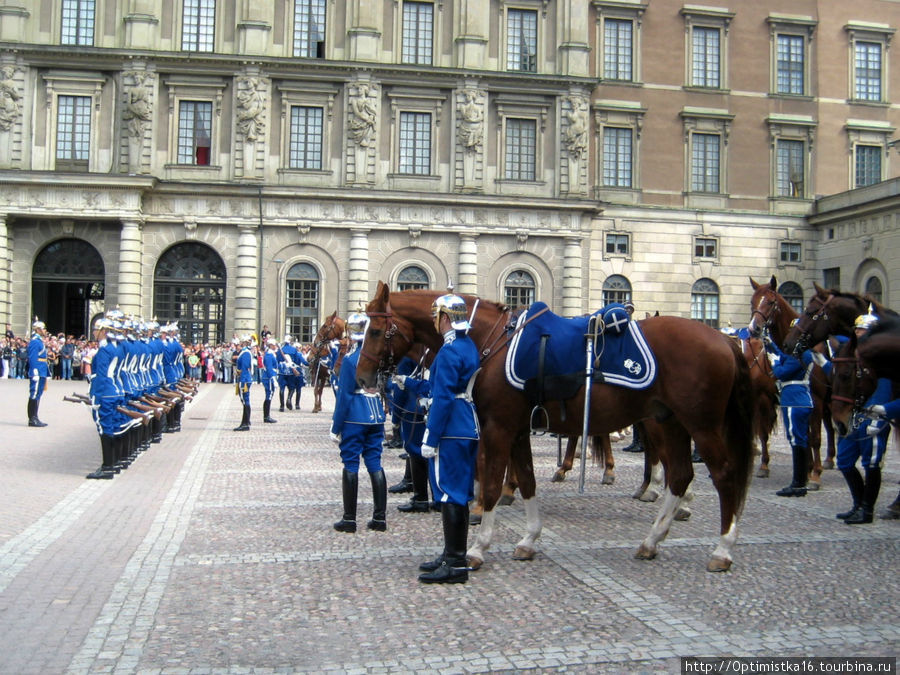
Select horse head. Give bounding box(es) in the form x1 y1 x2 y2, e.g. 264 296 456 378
828 335 877 437
783 283 836 355
356 281 417 390
748 275 779 337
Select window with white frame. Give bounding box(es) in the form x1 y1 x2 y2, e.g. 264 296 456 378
855 144 882 187
779 241 801 264
285 262 319 342
505 118 536 181
602 274 632 306
776 139 805 197
691 278 719 328
182 0 215 52
681 6 733 90
506 8 537 72
397 265 429 290
398 111 432 175
604 19 633 81
289 106 323 170
846 22 894 103
177 100 213 165
56 95 91 170
776 34 804 95
778 281 804 313
602 126 632 188
504 270 536 309
691 133 720 193
293 0 326 58
402 1 433 65
694 236 717 260
61 0 95 46
605 232 630 256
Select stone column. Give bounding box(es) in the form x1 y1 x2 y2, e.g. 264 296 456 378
562 236 583 317
348 228 370 311
118 219 143 315
457 233 478 295
454 0 489 68
558 0 591 76
235 225 259 332
0 213 9 325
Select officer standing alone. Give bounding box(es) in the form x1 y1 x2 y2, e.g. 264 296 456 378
234 336 253 431
27 317 50 427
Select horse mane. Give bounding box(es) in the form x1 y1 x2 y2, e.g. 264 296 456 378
391 288 510 315
863 313 900 338
820 288 898 318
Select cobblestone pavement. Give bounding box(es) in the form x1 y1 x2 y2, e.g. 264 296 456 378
0 377 897 674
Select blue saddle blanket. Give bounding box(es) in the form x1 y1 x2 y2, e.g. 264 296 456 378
505 302 657 391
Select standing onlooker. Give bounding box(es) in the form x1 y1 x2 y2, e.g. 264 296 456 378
0 337 11 378
46 337 59 380
15 338 27 378
82 340 97 380
4 323 13 341
72 340 84 380
59 335 75 380
221 343 234 383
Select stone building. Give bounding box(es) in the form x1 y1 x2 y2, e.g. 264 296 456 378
0 0 897 343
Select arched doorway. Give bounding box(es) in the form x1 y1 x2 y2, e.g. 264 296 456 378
154 242 226 346
32 238 105 337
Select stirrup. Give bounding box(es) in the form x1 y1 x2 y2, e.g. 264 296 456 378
530 405 550 434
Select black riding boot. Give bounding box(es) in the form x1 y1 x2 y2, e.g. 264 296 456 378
389 456 414 494
86 435 118 479
334 469 358 532
776 445 808 497
419 502 469 584
399 452 431 512
295 390 301 410
880 489 900 520
233 404 251 431
621 424 644 453
837 467 865 519
367 469 387 531
286 389 293 410
846 467 881 524
263 400 277 423
279 390 285 413
29 398 47 427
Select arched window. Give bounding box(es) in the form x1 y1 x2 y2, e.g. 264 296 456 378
602 274 632 305
285 262 319 342
778 281 804 314
154 243 226 345
864 276 883 304
504 270 535 309
691 278 719 328
397 265 429 290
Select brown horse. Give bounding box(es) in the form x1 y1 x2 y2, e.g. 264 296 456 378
357 283 756 572
749 276 837 479
857 314 900 383
826 336 881 437
551 434 615 485
308 312 346 413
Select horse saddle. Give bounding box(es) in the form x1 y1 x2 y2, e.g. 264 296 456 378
505 302 657 406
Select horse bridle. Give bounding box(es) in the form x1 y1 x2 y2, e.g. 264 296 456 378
359 300 414 372
750 290 780 335
829 354 870 429
792 292 834 353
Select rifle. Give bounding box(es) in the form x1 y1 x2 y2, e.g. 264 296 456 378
63 395 89 405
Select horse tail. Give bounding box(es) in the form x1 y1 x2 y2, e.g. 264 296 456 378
725 338 757 517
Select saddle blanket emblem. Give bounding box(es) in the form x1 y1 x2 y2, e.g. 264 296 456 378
505 302 657 391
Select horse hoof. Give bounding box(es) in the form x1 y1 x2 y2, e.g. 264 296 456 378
512 546 536 561
469 513 482 526
807 481 821 492
823 460 835 470
639 490 659 503
756 468 769 478
601 474 615 485
467 556 483 570
634 544 657 560
498 494 515 507
551 471 566 483
707 556 732 573
674 507 691 521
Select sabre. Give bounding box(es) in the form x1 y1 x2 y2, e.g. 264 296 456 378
579 315 599 494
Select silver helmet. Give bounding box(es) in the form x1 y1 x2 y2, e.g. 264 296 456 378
346 312 369 341
431 294 469 331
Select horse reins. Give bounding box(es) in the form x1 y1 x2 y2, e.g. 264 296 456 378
360 299 414 371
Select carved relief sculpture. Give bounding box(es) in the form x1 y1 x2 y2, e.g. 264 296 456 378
0 65 21 167
457 88 485 188
348 82 378 183
236 75 266 177
123 71 154 173
562 94 589 193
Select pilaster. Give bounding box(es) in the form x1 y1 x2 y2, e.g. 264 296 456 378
348 228 370 310
0 213 8 325
118 220 143 315
235 225 259 332
562 236 584 317
457 233 479 295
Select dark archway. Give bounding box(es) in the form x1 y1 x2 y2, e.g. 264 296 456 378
153 242 226 345
32 238 105 337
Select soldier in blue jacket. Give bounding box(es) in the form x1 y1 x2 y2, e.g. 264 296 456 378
389 353 433 513
26 318 50 427
416 294 480 584
867 392 900 520
764 330 816 497
330 313 387 533
261 338 279 424
86 317 128 478
233 336 254 431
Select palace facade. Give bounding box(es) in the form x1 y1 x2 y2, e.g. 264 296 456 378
0 0 898 343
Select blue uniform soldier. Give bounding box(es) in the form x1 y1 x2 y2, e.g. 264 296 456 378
27 317 50 427
262 338 279 423
233 336 254 431
416 294 480 584
388 354 434 513
330 313 388 533
86 317 131 478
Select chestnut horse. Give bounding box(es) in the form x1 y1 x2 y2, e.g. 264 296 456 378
551 434 615 485
749 277 836 480
308 312 346 413
829 334 900 435
357 283 756 572
856 314 900 383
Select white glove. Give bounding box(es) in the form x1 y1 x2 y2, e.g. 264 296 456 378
421 444 436 459
391 374 407 390
419 397 432 411
330 432 341 445
866 423 881 437
31 371 39 382
811 352 827 368
867 404 886 419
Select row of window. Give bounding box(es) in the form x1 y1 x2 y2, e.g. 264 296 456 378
58 1 894 106
605 234 804 265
